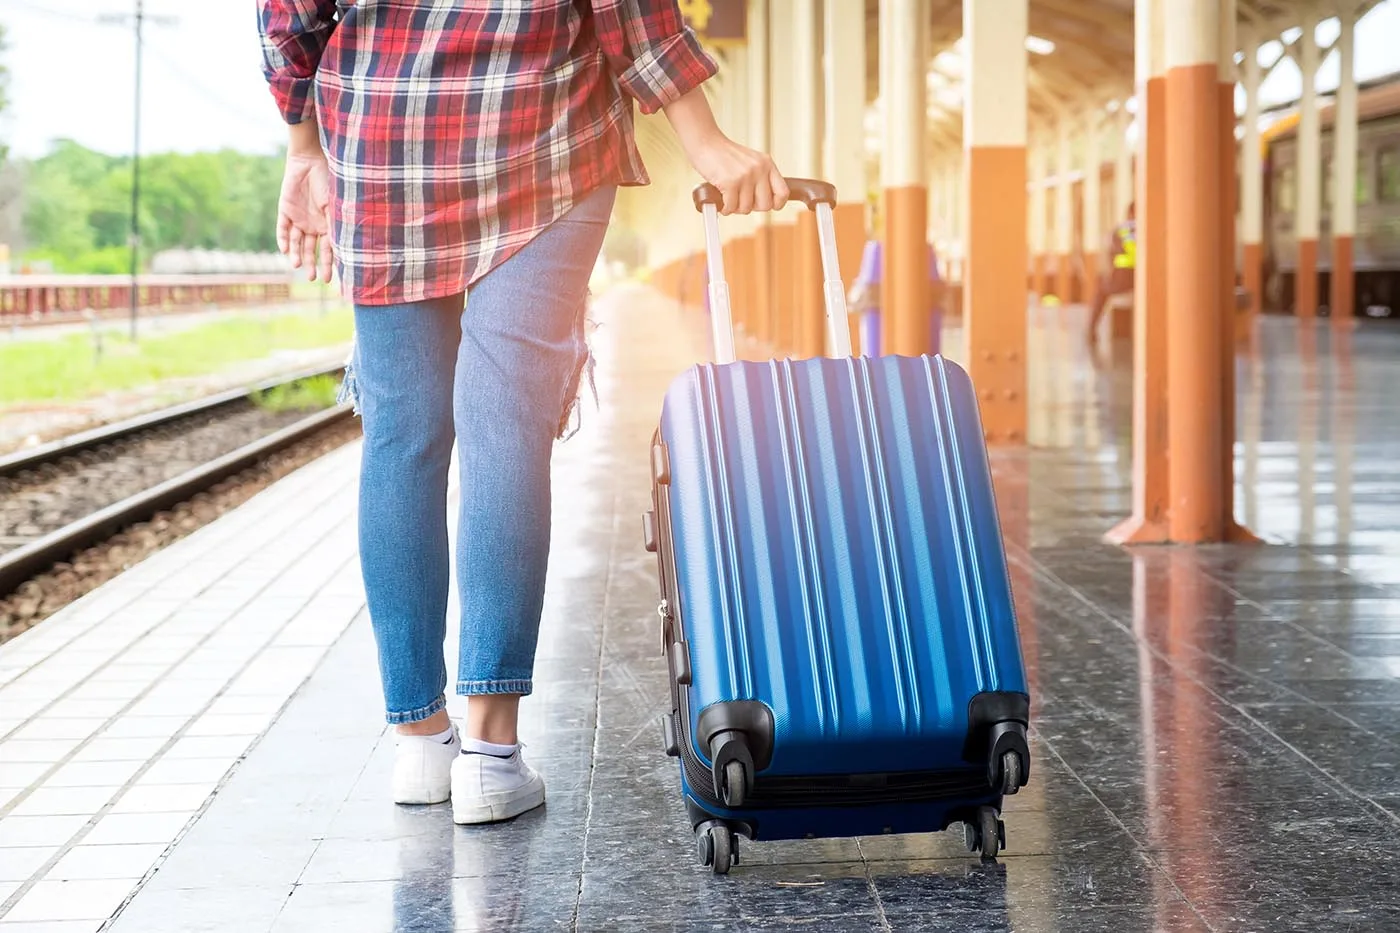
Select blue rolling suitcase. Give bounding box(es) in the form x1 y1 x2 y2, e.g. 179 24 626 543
641 179 1030 874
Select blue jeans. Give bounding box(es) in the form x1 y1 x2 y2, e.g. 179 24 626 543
344 185 616 724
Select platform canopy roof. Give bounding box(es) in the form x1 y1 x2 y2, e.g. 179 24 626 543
858 0 1387 143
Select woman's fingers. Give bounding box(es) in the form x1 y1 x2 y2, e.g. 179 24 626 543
317 233 334 283
288 226 304 268
301 227 318 278
276 212 292 255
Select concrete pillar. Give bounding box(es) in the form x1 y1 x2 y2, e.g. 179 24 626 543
1114 108 1133 221
1295 10 1321 318
1331 8 1358 325
1110 108 1134 337
1241 30 1263 321
880 0 928 358
943 162 961 307
1218 0 1256 543
1082 114 1103 314
768 0 797 353
964 0 1028 443
792 0 824 359
1107 0 1170 545
1054 118 1075 304
1028 141 1048 300
824 0 867 356
1164 0 1224 541
721 47 753 346
748 0 773 350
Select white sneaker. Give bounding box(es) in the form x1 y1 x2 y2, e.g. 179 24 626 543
451 745 545 824
392 723 462 805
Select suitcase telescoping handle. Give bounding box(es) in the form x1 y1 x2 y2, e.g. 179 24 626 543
692 178 853 365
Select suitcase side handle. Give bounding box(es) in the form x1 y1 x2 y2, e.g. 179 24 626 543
693 178 852 365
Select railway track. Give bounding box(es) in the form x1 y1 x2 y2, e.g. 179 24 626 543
0 366 358 622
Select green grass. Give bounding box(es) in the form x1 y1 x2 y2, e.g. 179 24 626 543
250 374 342 413
0 307 353 406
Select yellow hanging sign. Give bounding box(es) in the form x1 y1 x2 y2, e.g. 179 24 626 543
679 0 747 45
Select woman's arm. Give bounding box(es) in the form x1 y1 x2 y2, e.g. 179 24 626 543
258 0 337 281
593 0 787 214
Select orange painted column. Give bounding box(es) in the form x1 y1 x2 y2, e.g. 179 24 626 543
963 0 1029 444
1294 10 1321 318
1081 114 1104 321
1028 144 1048 303
884 190 928 357
790 0 822 359
723 238 742 334
765 0 797 356
752 225 774 348
1219 5 1258 544
1331 8 1358 327
1163 0 1224 542
823 0 867 357
1240 27 1264 322
731 234 754 347
1243 243 1262 317
769 222 795 355
1053 120 1074 305
1296 240 1318 318
744 0 772 352
1333 238 1354 322
1107 0 1170 545
879 0 928 358
1083 251 1101 312
794 212 824 358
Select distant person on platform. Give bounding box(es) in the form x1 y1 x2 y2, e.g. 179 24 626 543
847 234 947 358
1086 202 1135 344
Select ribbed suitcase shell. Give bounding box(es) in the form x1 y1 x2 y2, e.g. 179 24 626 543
656 352 1028 840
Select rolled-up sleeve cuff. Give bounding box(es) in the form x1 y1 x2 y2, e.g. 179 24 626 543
617 29 718 115
268 74 317 125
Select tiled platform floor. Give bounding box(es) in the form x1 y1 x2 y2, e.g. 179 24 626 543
1 284 1398 932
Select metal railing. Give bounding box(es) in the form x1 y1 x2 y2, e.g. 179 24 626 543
0 274 297 325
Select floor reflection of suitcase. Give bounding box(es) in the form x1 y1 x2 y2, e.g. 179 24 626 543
642 178 1031 875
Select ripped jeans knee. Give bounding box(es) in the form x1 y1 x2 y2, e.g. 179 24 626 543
336 338 362 416
555 294 598 442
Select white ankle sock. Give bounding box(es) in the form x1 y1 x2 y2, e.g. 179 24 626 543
463 736 517 757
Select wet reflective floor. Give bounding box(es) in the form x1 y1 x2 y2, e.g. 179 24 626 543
17 289 1400 932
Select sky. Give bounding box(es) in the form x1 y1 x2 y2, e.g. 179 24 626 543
1 0 288 159
0 0 1397 161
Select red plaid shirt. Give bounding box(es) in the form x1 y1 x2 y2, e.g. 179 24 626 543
258 0 717 306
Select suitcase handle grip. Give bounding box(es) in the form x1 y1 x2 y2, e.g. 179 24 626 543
693 178 852 366
692 177 836 213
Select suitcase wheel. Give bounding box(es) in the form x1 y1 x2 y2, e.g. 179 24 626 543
695 820 738 875
962 806 1005 861
718 759 748 808
999 749 1024 796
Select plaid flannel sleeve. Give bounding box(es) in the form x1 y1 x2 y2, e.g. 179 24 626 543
592 0 719 114
257 0 338 124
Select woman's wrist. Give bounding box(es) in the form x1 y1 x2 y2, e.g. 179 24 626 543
287 113 323 158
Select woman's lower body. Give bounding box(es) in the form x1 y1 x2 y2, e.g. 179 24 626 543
345 185 615 822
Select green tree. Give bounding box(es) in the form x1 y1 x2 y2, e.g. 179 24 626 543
20 141 285 272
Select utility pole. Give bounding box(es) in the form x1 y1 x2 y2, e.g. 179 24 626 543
98 1 177 341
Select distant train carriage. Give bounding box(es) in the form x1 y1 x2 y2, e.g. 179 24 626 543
1263 76 1400 318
